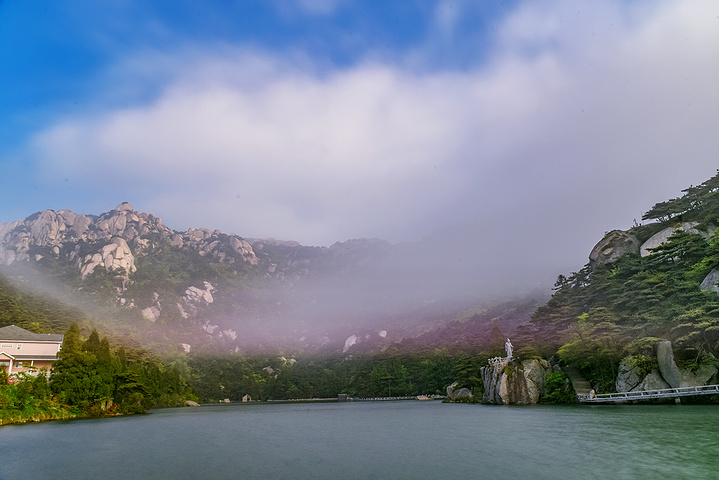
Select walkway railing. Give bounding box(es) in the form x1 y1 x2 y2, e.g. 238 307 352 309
353 396 418 402
487 356 509 367
579 384 719 403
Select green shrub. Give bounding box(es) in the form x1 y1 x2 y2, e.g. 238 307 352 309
541 371 577 404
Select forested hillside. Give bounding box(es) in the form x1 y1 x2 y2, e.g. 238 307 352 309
0 273 86 334
525 170 719 391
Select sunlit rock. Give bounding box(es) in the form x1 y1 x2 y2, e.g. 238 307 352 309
66 212 92 238
183 282 215 307
28 210 62 245
78 237 136 278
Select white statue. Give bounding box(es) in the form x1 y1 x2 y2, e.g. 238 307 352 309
505 338 513 358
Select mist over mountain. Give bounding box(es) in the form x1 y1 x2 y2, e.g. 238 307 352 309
0 203 544 353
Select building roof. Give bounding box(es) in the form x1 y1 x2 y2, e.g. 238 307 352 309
0 352 59 360
0 325 64 342
13 355 60 361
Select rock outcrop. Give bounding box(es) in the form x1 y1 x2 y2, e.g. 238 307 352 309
183 282 215 307
615 356 645 392
343 335 359 353
678 365 718 387
78 237 136 278
341 330 391 353
0 203 259 275
446 382 473 401
481 358 549 405
616 341 718 392
634 371 671 391
700 268 719 294
656 340 682 388
589 230 640 268
639 222 709 257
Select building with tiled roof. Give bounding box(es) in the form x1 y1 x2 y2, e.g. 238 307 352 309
0 325 64 375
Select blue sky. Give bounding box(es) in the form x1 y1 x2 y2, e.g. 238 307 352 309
2 0 719 291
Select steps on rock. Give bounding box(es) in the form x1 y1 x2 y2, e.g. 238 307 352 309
562 366 592 395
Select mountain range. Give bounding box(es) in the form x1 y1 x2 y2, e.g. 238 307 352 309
0 202 539 354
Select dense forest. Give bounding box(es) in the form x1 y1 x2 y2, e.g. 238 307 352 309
186 350 487 402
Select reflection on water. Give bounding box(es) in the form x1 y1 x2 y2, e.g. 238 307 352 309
1 402 717 480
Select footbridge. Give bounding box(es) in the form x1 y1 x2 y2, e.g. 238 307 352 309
578 384 719 403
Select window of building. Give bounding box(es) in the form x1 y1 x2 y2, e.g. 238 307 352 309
1 344 12 348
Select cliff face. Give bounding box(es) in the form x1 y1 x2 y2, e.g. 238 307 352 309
481 358 550 405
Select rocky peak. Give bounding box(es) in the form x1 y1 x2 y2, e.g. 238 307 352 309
77 237 137 279
0 204 258 276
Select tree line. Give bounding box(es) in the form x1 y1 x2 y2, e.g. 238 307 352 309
185 350 487 402
1 324 194 424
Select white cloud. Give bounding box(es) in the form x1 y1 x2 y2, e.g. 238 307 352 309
28 0 719 281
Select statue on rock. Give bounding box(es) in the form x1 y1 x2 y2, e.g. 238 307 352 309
505 338 513 359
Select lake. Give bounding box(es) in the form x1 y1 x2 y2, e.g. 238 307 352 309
0 401 717 479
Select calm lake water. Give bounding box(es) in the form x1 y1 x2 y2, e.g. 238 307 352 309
1 401 717 479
